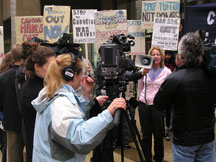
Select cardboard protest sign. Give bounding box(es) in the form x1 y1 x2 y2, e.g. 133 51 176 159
0 26 4 64
152 17 180 51
15 16 44 44
95 10 127 54
127 20 146 55
44 5 70 43
141 0 180 29
72 9 97 44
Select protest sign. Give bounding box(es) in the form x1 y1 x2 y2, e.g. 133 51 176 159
72 9 97 44
127 20 146 55
152 17 180 51
0 26 4 64
15 16 44 44
141 0 180 29
44 5 70 43
95 10 127 54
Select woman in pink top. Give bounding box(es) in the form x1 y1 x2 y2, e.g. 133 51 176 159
138 46 171 162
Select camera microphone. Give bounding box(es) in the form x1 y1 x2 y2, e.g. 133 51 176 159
127 35 135 39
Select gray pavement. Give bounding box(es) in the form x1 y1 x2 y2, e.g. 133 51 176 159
86 108 173 162
86 108 216 162
86 139 172 162
86 138 216 162
1 108 216 162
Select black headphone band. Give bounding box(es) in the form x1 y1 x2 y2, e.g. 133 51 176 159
69 53 77 70
62 53 78 81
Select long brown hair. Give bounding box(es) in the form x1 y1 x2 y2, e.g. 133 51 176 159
23 42 56 79
0 52 15 74
44 54 82 99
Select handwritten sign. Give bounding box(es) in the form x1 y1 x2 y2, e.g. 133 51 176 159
15 16 44 44
72 9 97 44
127 20 146 55
95 10 127 54
0 26 4 64
152 17 180 51
141 0 180 29
44 5 70 43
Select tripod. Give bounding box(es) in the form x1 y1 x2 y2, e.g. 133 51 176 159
113 98 145 162
93 75 145 162
103 81 145 162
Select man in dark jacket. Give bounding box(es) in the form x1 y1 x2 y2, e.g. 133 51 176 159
154 32 216 162
0 44 25 162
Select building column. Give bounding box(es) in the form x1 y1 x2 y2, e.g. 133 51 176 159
0 0 3 26
135 0 142 20
11 0 16 46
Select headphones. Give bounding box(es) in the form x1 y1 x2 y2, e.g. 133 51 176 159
62 53 78 81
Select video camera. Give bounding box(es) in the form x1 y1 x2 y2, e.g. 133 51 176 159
198 30 216 74
95 35 145 156
98 34 136 80
29 33 81 57
95 34 144 101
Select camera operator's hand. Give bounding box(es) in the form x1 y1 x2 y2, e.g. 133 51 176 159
142 68 150 76
96 96 109 107
107 98 126 116
81 75 94 99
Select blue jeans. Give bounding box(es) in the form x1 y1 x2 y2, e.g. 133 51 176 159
172 140 215 162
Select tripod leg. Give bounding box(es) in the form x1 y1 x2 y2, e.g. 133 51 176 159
128 113 145 154
123 110 145 162
118 110 125 162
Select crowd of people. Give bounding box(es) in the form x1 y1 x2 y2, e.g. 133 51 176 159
0 31 215 162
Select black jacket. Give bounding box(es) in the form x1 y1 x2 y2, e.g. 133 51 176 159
154 67 216 146
20 75 43 148
0 65 22 131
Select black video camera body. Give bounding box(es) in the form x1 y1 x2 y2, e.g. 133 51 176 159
98 34 135 80
198 30 216 74
202 43 216 74
29 33 81 57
